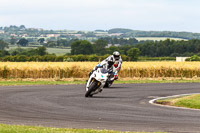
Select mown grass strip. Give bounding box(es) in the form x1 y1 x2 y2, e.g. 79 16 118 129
1 79 200 86
0 124 163 133
156 94 200 109
0 80 85 86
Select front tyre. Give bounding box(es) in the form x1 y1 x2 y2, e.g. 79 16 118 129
85 80 98 97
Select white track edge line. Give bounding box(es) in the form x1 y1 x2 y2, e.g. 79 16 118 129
149 93 200 111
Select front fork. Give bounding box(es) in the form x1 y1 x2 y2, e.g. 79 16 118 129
86 78 101 91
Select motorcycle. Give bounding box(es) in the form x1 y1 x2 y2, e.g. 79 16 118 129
85 67 110 97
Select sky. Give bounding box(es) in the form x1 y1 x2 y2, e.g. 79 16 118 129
0 0 200 32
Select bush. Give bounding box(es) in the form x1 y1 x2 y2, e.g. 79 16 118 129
121 55 129 61
187 55 200 61
1 56 14 61
55 56 64 62
28 56 42 61
71 54 89 61
16 55 29 62
138 57 176 61
64 56 74 62
42 55 56 62
88 54 99 61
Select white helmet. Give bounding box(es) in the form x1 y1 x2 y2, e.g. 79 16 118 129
113 51 120 61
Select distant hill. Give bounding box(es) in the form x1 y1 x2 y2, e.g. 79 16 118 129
108 28 200 39
108 28 133 34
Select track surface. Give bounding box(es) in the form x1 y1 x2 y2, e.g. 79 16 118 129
0 83 200 133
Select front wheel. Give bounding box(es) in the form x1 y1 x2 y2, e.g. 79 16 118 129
85 80 98 97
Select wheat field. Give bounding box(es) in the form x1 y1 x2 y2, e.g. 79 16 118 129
0 62 200 79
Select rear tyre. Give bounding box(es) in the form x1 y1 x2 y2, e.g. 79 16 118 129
85 80 98 97
104 80 114 88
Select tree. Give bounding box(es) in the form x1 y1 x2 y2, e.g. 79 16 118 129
71 40 93 55
38 38 45 44
127 48 140 61
57 39 69 47
0 50 10 57
46 41 57 47
0 40 9 50
10 37 17 45
93 39 108 55
37 46 47 56
19 25 26 29
106 46 120 55
17 38 29 46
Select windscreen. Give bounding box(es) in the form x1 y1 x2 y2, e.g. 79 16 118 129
100 68 108 74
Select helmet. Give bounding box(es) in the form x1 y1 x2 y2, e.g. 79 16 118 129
113 51 120 61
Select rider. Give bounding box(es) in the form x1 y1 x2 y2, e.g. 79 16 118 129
107 51 123 80
89 55 115 77
89 51 122 79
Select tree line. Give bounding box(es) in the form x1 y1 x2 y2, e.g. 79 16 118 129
135 39 200 57
108 28 200 39
70 39 200 58
2 38 200 61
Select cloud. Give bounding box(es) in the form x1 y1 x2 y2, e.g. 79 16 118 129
0 0 200 32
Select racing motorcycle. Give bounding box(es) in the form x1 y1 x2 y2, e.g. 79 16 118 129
85 67 110 97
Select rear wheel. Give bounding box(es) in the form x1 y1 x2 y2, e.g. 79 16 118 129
85 80 98 97
104 80 114 88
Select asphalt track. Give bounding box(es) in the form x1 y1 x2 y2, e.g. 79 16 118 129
0 83 200 133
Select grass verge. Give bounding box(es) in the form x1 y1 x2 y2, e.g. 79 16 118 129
156 94 200 109
1 78 200 86
0 124 163 133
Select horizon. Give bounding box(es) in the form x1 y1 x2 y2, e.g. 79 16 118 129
1 0 200 32
1 25 200 34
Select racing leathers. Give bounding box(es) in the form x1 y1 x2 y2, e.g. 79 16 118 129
106 55 122 80
89 56 115 77
89 55 122 80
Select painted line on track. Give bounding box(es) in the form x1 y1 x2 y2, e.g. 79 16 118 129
149 93 200 111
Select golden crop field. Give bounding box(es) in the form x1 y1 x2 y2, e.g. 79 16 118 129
1 62 200 79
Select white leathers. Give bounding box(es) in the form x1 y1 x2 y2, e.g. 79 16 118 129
92 52 122 76
107 54 122 75
93 55 115 71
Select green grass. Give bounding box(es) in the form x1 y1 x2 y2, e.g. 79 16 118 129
135 37 187 41
115 79 200 84
0 124 163 133
1 79 200 86
7 45 71 55
46 47 70 55
0 80 85 86
156 94 200 109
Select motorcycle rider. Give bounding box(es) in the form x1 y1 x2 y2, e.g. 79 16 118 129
107 51 123 80
89 55 115 77
89 51 122 79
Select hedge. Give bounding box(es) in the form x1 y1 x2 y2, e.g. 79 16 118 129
0 55 129 62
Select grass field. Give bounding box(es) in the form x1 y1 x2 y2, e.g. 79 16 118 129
135 37 187 41
0 124 163 133
45 47 71 55
7 45 71 55
156 94 200 109
1 78 200 86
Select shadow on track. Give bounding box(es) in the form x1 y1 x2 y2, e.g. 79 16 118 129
87 96 126 99
104 86 129 89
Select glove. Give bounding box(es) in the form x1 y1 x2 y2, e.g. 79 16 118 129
95 65 103 70
114 63 118 68
114 75 118 80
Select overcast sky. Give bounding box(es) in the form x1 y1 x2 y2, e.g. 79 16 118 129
0 0 200 32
